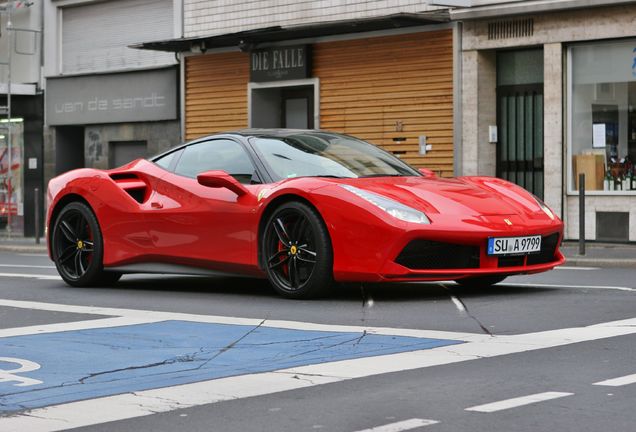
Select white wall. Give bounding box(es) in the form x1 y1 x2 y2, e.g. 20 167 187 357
0 1 42 87
184 0 445 38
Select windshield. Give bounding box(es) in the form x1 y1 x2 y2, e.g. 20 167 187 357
249 132 420 181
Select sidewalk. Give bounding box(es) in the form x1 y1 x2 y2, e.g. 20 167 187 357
0 236 635 268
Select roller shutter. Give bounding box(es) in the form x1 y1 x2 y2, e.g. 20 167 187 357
62 0 175 74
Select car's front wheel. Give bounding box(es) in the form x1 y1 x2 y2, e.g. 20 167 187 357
262 201 333 299
52 201 118 287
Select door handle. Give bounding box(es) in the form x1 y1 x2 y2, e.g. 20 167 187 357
151 202 163 209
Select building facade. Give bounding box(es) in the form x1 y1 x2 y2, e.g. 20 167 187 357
139 1 461 177
0 1 44 237
456 0 636 242
43 0 183 195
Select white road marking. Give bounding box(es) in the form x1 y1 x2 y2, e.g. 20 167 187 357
352 418 439 432
450 296 466 312
2 299 636 431
0 272 61 280
0 264 56 269
0 317 165 338
502 282 635 292
18 253 49 257
555 266 599 271
593 373 636 387
465 392 573 413
0 299 489 342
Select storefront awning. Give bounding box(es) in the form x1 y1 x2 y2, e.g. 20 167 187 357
131 12 450 53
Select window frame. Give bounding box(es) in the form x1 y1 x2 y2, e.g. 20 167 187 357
566 39 636 196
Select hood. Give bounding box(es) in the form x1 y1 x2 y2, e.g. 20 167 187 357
335 176 543 217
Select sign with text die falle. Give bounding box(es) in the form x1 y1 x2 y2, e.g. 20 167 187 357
250 45 311 82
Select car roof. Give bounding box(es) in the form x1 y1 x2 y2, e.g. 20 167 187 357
222 129 346 139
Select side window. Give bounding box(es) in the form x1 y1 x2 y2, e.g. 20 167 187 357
174 139 257 184
153 150 179 171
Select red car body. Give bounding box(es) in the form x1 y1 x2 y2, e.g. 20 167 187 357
46 131 564 285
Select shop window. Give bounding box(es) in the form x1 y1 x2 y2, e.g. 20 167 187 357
568 40 636 193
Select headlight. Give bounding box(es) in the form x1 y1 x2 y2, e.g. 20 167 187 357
340 184 430 224
533 196 555 220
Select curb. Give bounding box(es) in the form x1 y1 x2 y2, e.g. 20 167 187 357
0 245 48 254
562 257 636 269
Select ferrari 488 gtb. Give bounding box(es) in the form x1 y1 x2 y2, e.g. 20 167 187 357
47 130 565 298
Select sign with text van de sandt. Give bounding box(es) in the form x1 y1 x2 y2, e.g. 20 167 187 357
250 45 311 82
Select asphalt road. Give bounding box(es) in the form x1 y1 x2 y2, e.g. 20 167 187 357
0 250 635 432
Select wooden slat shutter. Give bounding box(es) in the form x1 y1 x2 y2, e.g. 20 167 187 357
185 52 249 140
314 30 454 176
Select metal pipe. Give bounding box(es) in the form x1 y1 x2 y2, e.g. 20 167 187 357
6 0 12 238
579 173 585 256
34 187 39 244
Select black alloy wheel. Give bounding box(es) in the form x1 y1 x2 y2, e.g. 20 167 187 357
454 275 507 289
52 201 120 287
262 201 333 299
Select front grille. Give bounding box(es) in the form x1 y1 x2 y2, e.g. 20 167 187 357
498 256 525 267
527 233 560 266
396 240 480 270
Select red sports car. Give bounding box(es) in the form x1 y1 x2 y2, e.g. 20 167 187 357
46 130 565 298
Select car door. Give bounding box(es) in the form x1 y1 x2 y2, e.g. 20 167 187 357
147 139 262 273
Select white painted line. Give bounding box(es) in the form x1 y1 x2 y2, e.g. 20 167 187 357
0 299 489 342
593 373 636 387
0 264 56 269
450 296 466 312
555 266 599 271
465 392 573 413
0 272 61 280
0 317 165 338
352 418 439 432
18 253 49 257
502 282 635 292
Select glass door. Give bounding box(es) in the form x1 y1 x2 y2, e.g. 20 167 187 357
496 49 544 199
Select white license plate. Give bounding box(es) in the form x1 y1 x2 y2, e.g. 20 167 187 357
487 236 541 256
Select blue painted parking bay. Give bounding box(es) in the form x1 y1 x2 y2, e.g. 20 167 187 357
0 320 462 413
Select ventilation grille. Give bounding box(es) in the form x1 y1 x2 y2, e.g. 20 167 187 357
395 240 480 270
488 18 534 40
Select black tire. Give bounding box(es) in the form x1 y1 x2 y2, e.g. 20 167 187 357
52 201 115 287
454 275 507 289
261 201 333 299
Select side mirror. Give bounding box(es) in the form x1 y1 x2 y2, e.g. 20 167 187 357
197 170 248 196
418 168 436 178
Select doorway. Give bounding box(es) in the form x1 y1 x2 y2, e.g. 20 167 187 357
249 80 318 129
496 49 545 199
109 140 147 168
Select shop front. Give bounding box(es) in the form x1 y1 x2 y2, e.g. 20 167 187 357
182 27 457 177
457 3 636 243
568 38 636 241
45 68 180 183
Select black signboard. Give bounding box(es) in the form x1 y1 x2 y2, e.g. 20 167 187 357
250 45 311 82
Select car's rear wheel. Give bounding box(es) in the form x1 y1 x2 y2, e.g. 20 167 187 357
52 201 118 287
262 202 333 299
454 275 507 289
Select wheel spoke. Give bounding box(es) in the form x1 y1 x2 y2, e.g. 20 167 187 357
269 254 290 269
75 250 86 275
268 249 289 265
60 220 76 242
296 248 316 264
83 240 94 253
288 257 299 288
58 245 76 264
273 218 291 247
